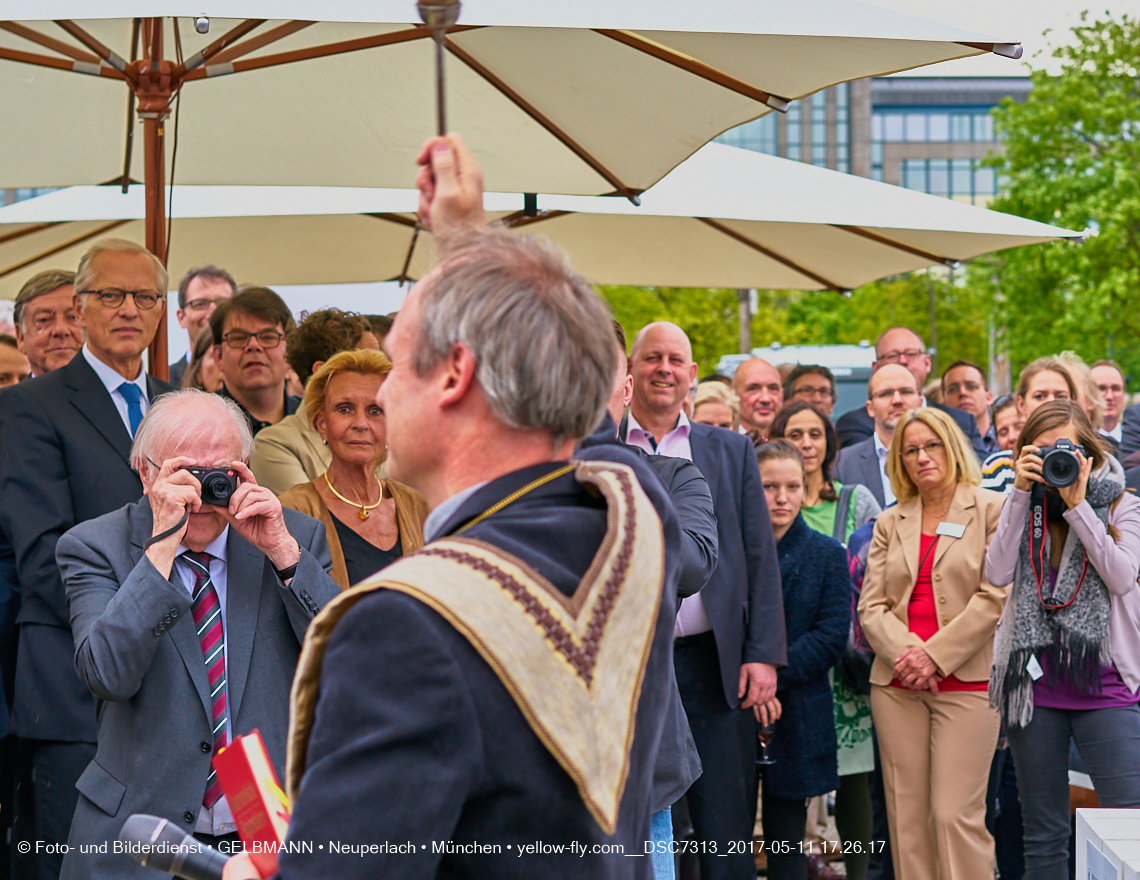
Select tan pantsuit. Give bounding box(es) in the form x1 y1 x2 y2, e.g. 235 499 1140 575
858 482 1009 880
871 686 999 880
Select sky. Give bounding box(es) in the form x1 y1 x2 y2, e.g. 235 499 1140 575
862 0 1134 76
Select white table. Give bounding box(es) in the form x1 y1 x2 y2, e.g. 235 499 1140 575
1076 809 1140 879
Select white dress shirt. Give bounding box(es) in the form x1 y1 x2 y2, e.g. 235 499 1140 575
81 345 150 436
173 528 235 836
624 410 713 638
423 480 490 543
874 432 897 507
1102 422 1123 444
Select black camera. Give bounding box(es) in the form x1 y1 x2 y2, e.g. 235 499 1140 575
181 466 238 506
1039 438 1086 488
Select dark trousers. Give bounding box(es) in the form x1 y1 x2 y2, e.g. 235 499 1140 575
1008 705 1140 880
761 789 808 880
834 772 872 880
986 747 1024 880
675 632 757 880
15 740 95 880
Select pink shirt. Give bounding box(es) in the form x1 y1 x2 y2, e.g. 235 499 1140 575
985 487 1140 694
625 410 712 638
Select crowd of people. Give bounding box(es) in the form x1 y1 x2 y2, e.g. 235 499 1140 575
0 132 1137 880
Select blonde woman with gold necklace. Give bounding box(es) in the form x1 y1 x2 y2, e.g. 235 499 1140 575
280 349 428 589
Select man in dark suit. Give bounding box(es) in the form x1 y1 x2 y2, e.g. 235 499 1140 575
227 134 683 880
57 391 339 879
0 239 175 880
835 365 921 508
623 321 785 880
835 327 986 459
170 265 235 388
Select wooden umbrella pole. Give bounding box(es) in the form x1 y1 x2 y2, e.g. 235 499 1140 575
134 17 173 381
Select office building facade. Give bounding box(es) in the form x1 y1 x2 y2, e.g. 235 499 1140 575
717 76 1031 206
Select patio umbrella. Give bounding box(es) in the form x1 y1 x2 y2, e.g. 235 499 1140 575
0 143 1080 301
0 3 1025 374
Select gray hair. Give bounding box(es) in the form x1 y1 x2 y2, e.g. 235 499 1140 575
413 227 616 445
131 389 254 479
14 269 76 325
75 238 168 300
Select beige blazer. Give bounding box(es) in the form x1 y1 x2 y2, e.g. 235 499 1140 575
250 412 330 496
279 479 429 590
857 481 1008 685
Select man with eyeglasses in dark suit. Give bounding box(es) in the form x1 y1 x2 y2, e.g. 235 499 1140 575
209 288 301 436
0 238 176 880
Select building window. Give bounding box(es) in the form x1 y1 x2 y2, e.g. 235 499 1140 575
716 113 777 155
811 91 827 166
835 83 849 173
874 109 997 143
900 158 996 204
786 101 802 161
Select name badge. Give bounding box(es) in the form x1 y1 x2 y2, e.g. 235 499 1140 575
1026 655 1044 681
936 522 966 538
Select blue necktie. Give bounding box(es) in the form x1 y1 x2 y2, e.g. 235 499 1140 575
118 382 143 437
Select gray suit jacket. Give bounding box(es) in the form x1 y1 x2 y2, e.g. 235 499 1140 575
56 498 340 880
835 437 887 508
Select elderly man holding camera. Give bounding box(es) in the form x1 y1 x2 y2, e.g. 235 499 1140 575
55 389 339 880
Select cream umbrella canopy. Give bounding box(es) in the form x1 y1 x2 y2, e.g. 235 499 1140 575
0 3 1025 374
0 144 1080 301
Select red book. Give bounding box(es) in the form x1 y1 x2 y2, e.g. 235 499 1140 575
212 729 291 878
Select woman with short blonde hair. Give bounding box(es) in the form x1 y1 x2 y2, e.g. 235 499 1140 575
692 381 740 431
280 349 428 589
859 407 1007 880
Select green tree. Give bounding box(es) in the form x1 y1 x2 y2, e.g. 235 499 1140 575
980 13 1140 382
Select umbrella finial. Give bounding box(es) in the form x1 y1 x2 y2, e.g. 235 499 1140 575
417 0 462 136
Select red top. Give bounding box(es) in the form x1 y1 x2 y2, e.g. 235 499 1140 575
890 533 987 692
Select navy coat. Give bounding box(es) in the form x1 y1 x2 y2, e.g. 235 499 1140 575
279 453 682 880
765 515 850 801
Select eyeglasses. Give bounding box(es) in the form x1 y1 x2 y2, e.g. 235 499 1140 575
944 381 985 395
877 348 927 364
184 297 224 312
900 440 945 460
80 288 164 310
792 385 833 400
222 329 284 350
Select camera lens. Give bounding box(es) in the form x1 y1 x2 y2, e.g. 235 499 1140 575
202 475 231 503
1042 449 1080 488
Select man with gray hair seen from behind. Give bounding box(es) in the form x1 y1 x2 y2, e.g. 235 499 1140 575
0 238 176 880
56 390 339 879
13 269 84 378
226 132 684 880
170 265 236 388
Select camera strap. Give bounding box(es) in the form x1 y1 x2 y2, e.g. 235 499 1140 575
144 510 190 550
1029 483 1088 611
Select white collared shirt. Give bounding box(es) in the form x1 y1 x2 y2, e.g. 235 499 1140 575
81 344 149 437
1102 422 1123 443
624 410 712 638
873 432 897 507
173 528 236 836
626 410 693 460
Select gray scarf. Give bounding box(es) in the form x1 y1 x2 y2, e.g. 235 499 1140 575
990 456 1124 728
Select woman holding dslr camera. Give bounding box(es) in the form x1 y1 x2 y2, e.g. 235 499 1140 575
987 399 1140 880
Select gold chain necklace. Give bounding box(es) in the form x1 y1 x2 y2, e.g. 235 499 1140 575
324 471 384 521
455 463 576 535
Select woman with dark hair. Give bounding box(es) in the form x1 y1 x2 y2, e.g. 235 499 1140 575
755 440 850 880
987 400 1140 879
181 325 224 392
771 399 881 880
771 401 881 542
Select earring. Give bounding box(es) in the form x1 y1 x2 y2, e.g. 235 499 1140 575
322 439 328 446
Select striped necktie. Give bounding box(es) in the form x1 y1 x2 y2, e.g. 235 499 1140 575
184 551 228 808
